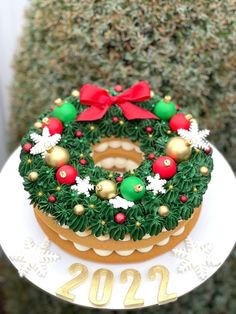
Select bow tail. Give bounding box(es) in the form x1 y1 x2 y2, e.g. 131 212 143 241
77 105 109 121
119 102 158 120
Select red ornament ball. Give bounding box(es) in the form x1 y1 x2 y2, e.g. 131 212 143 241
116 176 123 182
23 143 32 153
48 195 56 203
114 212 126 224
169 113 190 132
148 153 155 160
204 146 213 155
114 84 123 92
180 195 188 203
42 117 63 135
75 130 83 138
112 116 119 123
153 156 177 179
80 159 87 166
145 126 154 133
56 165 78 185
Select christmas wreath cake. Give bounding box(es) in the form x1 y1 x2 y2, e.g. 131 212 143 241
19 81 213 263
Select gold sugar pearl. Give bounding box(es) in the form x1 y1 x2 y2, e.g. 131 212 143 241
166 130 172 135
73 204 85 216
168 185 174 190
101 220 106 225
90 126 95 131
38 191 43 197
148 134 153 138
135 221 141 227
193 187 198 192
56 186 61 191
34 121 42 128
89 204 95 208
108 173 113 178
27 159 32 164
71 89 80 97
80 153 84 158
200 166 209 176
119 120 124 125
158 205 170 217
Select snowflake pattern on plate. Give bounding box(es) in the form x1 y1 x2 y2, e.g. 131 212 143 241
71 176 94 197
177 120 210 150
173 237 220 280
9 237 60 278
30 126 61 157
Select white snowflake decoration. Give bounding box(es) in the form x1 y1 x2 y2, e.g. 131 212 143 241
173 237 220 281
177 120 210 150
71 176 94 197
109 196 134 209
146 174 167 195
9 237 60 278
30 126 61 157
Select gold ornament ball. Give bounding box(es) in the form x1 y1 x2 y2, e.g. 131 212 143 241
74 204 85 216
200 166 209 176
158 205 170 217
45 146 70 168
96 180 117 200
28 171 38 182
165 136 192 162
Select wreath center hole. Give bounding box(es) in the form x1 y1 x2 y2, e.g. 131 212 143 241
91 137 144 173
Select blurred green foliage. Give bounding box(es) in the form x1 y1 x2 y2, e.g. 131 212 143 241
4 0 236 313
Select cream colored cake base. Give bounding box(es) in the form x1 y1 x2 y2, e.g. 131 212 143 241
34 206 201 263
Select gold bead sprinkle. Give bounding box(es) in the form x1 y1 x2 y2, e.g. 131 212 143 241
73 204 85 216
89 204 95 208
56 186 61 191
168 185 174 190
54 98 63 106
108 173 113 178
200 166 209 176
166 130 172 135
90 125 95 131
27 159 32 164
148 134 153 138
135 221 141 227
193 187 198 192
71 89 80 97
101 220 106 225
28 171 38 182
164 95 172 103
158 205 170 217
119 120 124 125
38 191 43 197
34 121 42 128
195 148 200 153
79 153 84 158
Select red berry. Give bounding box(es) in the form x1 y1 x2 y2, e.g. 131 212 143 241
114 212 126 224
80 159 87 165
116 176 123 182
204 146 213 155
169 113 190 132
50 106 55 111
145 126 154 133
113 117 119 123
42 117 63 135
148 153 155 160
23 143 32 153
153 156 177 179
176 104 180 111
75 130 83 138
48 195 56 203
56 165 78 185
180 195 188 203
114 84 123 92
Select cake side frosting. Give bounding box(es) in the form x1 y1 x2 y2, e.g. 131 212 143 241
19 82 213 242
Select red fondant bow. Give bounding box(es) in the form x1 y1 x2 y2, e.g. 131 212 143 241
77 81 157 121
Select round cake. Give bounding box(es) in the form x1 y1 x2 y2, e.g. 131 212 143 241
19 81 213 263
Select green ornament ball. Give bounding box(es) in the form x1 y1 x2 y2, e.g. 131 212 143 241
51 101 77 123
120 176 145 201
154 96 177 121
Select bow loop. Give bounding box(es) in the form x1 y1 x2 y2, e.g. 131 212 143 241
77 81 157 121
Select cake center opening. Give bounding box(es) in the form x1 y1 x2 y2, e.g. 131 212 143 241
91 137 144 173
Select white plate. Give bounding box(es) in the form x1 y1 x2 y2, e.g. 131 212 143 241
0 146 235 310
